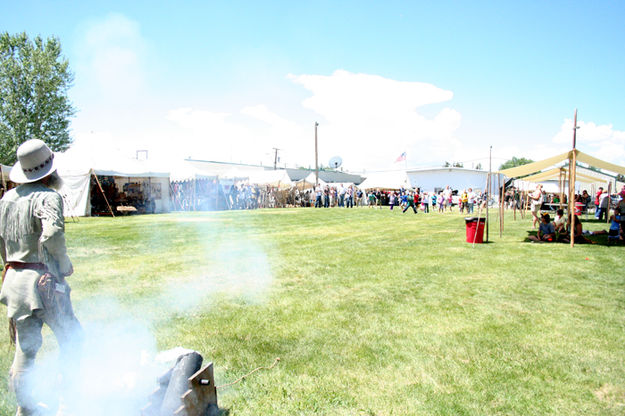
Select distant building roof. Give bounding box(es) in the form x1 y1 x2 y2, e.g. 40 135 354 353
183 159 364 184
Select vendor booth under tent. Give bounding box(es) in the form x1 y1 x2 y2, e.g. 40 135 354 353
55 152 171 217
499 139 625 246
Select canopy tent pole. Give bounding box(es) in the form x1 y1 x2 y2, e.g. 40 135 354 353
485 173 490 243
498 173 503 237
559 168 565 211
0 165 6 190
92 172 115 217
606 182 612 224
569 110 578 247
485 146 492 242
513 187 517 221
520 183 526 219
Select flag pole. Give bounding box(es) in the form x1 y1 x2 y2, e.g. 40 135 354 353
314 122 319 187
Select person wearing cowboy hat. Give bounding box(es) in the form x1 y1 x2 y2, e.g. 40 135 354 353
0 139 82 416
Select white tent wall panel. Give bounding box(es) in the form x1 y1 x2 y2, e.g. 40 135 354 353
59 172 92 217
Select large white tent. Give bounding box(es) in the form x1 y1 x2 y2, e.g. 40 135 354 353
247 170 293 188
293 172 327 189
56 151 170 217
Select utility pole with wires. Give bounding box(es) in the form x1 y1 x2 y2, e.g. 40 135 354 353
272 147 281 170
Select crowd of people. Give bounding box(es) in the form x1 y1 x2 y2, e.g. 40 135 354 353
527 184 625 244
170 177 625 247
170 179 304 210
311 184 490 214
169 180 496 214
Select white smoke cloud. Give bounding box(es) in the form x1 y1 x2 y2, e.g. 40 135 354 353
27 222 273 414
74 13 148 100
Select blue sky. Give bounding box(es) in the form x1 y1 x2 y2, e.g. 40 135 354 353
3 1 624 171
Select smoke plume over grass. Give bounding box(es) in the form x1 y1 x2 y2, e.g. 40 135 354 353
26 212 273 414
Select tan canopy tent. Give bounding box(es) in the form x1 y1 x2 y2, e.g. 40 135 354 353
518 165 617 186
499 148 625 246
499 150 625 178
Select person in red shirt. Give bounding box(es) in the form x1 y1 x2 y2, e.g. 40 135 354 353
595 187 603 219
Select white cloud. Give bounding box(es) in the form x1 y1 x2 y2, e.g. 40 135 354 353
241 104 297 129
289 70 453 122
163 106 308 166
166 107 232 130
553 118 625 164
70 66 469 171
287 70 463 170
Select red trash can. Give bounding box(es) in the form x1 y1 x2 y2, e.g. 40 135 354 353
465 217 486 243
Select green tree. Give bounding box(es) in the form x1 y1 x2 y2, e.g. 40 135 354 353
499 156 534 170
0 32 75 164
452 162 464 168
475 163 482 170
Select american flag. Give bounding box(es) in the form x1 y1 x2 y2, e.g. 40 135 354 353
395 151 407 162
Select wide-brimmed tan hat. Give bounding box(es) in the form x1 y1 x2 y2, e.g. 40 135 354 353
9 139 58 184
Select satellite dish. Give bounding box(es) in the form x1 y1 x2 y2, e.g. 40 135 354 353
329 156 343 169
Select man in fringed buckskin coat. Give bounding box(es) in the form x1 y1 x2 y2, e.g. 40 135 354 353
0 139 82 416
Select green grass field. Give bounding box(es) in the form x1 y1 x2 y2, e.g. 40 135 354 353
1 208 624 415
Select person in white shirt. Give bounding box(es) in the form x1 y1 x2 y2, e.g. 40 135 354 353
530 184 544 228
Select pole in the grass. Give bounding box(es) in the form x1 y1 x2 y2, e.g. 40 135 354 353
559 168 565 211
314 122 319 187
498 172 503 237
486 146 492 242
92 172 115 217
606 182 612 224
569 110 578 247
